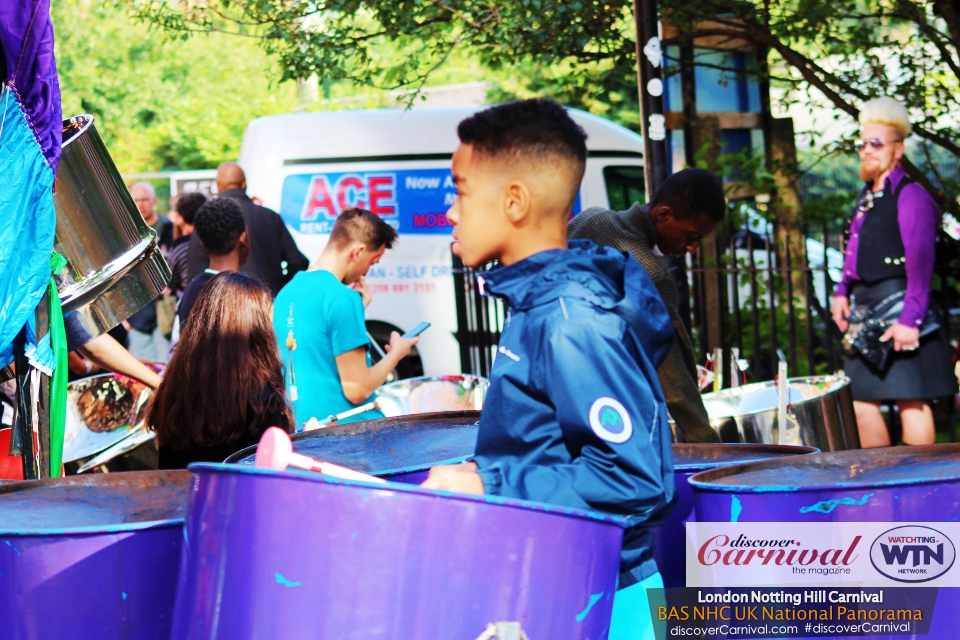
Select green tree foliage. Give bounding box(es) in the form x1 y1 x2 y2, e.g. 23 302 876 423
487 59 641 134
56 0 299 172
122 1 635 91
123 0 960 213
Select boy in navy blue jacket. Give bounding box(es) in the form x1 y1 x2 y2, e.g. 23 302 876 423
422 99 676 638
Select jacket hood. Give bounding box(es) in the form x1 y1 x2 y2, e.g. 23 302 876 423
481 239 631 312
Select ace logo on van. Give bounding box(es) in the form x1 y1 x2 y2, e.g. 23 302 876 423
869 526 956 583
302 173 399 221
281 169 458 235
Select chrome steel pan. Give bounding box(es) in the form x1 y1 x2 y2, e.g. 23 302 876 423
696 375 858 451
376 374 488 417
54 115 171 350
62 374 152 463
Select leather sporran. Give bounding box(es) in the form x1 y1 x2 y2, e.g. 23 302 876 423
842 290 940 371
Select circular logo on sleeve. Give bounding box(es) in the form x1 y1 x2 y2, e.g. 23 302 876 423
589 397 633 444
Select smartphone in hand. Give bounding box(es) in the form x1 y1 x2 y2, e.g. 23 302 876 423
401 322 431 339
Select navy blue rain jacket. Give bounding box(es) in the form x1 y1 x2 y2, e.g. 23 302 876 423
474 239 676 587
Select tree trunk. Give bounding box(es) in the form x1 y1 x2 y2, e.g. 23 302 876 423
770 117 808 368
691 116 727 374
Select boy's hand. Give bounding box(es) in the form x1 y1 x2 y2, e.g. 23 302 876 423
421 462 484 494
350 276 373 308
385 331 418 359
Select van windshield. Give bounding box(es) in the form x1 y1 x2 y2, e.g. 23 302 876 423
603 165 646 211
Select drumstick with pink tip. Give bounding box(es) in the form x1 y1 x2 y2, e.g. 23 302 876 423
255 427 387 484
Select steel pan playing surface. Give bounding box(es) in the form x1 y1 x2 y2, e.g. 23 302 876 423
63 373 151 463
227 410 480 483
0 471 191 640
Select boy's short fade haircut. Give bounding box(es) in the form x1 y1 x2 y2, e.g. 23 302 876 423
457 98 588 168
193 197 246 256
176 191 207 225
650 168 727 222
330 208 398 251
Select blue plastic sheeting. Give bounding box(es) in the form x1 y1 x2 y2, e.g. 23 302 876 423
0 86 57 369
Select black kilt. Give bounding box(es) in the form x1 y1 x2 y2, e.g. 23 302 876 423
844 278 957 402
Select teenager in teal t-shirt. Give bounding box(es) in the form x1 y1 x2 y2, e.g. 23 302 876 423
272 208 418 430
274 270 379 426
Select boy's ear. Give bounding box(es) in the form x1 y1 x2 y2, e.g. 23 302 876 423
349 242 365 262
503 180 532 226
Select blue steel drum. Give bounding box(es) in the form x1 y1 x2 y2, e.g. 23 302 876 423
689 444 960 639
0 471 191 640
652 444 818 588
171 463 623 640
226 410 480 484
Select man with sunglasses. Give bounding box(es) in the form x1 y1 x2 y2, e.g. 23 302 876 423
831 97 956 447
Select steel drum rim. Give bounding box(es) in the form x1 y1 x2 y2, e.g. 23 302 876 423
76 426 155 474
223 410 481 464
190 462 626 527
228 454 473 476
0 518 184 538
700 374 850 419
290 409 480 442
672 443 820 473
58 236 159 311
687 443 960 493
61 113 95 148
377 455 472 478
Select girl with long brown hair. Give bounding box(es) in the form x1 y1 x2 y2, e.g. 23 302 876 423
148 272 292 469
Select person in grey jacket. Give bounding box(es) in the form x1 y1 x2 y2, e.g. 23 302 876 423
568 168 726 443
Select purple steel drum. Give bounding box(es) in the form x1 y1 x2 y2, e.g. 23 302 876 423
225 411 480 485
652 444 818 588
690 444 960 639
0 471 191 640
171 463 623 640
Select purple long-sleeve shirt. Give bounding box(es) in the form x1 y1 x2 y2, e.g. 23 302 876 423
836 165 940 327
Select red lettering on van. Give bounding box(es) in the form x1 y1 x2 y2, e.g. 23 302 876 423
336 175 366 211
303 176 337 220
413 213 451 228
368 175 397 216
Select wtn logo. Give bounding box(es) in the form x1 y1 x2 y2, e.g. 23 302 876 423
879 542 944 566
870 526 956 583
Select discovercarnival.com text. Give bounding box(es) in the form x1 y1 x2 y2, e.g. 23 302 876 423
667 622 914 638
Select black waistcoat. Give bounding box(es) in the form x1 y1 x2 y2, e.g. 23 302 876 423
856 178 911 282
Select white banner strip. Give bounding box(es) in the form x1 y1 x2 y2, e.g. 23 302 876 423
687 522 960 587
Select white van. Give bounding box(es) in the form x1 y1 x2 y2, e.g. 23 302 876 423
237 107 646 376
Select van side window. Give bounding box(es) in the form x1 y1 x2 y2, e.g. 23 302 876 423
602 166 646 211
